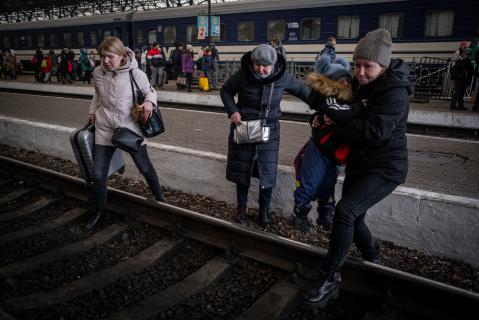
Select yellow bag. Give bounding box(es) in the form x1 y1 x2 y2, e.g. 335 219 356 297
199 76 209 91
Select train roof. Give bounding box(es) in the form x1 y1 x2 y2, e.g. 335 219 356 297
132 0 407 21
0 12 132 31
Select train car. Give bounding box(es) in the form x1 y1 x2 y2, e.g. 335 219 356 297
0 12 133 67
0 0 478 67
131 0 479 62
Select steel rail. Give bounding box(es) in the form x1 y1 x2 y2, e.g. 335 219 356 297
0 155 477 319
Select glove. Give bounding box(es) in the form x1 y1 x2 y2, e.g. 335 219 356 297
325 97 351 111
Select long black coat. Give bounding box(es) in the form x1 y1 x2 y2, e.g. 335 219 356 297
220 52 310 189
334 59 416 184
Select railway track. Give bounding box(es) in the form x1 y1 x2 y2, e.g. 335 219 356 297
0 156 478 320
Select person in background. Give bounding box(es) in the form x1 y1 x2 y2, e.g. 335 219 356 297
290 55 360 233
452 40 468 62
450 48 474 111
41 52 52 83
201 48 214 90
87 36 164 230
140 46 148 74
209 43 220 89
270 38 287 61
316 36 337 62
60 47 74 84
134 48 142 67
147 42 166 89
169 42 183 89
301 29 416 309
48 49 58 82
181 44 195 92
5 49 17 80
32 48 43 82
79 48 93 84
220 44 311 227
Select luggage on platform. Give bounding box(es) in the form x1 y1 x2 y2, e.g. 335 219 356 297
70 123 125 184
198 76 209 91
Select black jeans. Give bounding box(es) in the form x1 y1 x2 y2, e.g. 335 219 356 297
236 184 273 209
325 172 398 271
93 144 162 211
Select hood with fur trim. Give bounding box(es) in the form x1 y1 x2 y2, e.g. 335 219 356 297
307 72 353 102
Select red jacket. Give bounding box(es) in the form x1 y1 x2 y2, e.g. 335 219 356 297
40 56 52 73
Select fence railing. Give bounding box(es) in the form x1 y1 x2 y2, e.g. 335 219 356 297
215 58 476 102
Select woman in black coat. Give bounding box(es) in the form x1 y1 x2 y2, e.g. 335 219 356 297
301 29 417 308
220 44 310 227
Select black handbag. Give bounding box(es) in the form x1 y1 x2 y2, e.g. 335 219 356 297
111 127 144 154
130 70 165 138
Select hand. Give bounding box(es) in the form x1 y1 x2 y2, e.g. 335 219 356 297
311 114 320 128
230 112 241 125
88 114 95 124
326 97 350 111
323 114 335 125
139 101 153 123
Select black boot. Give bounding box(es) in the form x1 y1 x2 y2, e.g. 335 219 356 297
361 243 380 264
86 209 106 230
154 190 166 203
259 207 271 227
316 201 335 231
302 270 341 308
236 206 246 225
290 203 313 233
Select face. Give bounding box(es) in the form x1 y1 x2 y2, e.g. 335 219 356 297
353 58 385 85
253 63 273 76
101 50 123 70
337 76 352 87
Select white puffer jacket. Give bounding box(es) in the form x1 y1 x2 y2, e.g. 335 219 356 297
89 48 157 146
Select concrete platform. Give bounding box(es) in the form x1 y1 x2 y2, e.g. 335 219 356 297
1 75 478 129
0 91 478 266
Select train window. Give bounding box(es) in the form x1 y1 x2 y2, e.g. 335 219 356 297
2 36 9 49
379 13 404 38
148 29 157 45
164 26 176 45
211 23 226 42
186 25 199 43
64 32 72 48
267 20 285 41
19 35 32 48
104 30 111 38
424 10 454 37
337 16 360 39
91 31 97 46
78 32 84 48
50 34 58 48
301 18 321 40
37 34 45 48
137 30 144 45
238 21 254 42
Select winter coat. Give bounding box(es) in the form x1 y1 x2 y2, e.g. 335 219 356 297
89 48 157 146
181 52 195 74
306 73 361 161
220 52 311 188
451 57 474 86
6 54 16 71
147 48 166 67
79 49 93 73
317 43 336 62
333 59 416 184
60 50 75 74
200 54 213 73
40 56 52 73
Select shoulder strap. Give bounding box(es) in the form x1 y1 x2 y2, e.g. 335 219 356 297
264 82 275 120
129 69 136 106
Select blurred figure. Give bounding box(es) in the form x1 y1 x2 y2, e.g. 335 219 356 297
79 48 93 84
200 48 213 91
41 53 52 83
450 48 474 110
181 44 195 92
5 49 17 80
316 36 337 62
209 43 220 89
270 38 287 61
140 46 148 73
169 42 183 88
60 47 74 84
452 40 468 62
147 42 166 89
32 48 43 81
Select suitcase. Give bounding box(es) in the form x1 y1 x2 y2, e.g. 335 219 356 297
70 123 125 183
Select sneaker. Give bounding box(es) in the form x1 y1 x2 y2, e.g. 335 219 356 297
302 270 341 309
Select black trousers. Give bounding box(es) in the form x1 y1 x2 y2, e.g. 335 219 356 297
93 144 162 211
325 172 398 271
236 184 273 209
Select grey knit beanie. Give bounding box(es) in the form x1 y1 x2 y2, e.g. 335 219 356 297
251 44 278 66
353 29 392 67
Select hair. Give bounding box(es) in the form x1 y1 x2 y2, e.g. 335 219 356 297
98 36 129 65
328 36 336 42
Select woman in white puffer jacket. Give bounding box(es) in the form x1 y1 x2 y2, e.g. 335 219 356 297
87 36 164 229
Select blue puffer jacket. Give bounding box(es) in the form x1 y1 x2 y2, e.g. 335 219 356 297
334 59 416 184
220 52 310 188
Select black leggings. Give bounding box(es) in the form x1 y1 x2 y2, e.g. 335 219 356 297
93 144 162 211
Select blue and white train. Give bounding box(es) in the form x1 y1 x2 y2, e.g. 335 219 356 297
0 0 477 66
